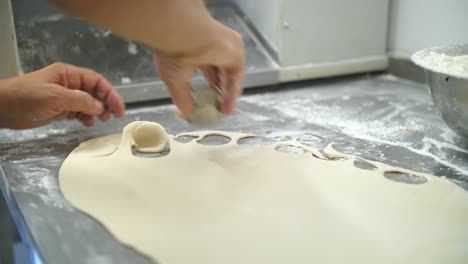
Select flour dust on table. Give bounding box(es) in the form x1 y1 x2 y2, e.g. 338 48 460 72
59 121 468 264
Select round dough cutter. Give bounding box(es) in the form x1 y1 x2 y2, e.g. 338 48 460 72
188 86 223 126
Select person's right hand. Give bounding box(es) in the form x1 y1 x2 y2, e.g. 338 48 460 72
53 0 245 119
154 21 245 119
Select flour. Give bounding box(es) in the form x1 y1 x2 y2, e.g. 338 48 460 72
120 77 132 85
0 127 71 143
128 42 138 55
241 86 468 177
440 128 457 144
416 51 468 77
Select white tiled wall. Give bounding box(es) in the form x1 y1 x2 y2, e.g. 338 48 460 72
0 0 20 78
388 0 468 59
232 0 389 81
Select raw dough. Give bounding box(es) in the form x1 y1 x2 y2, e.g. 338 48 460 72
133 122 169 153
59 121 468 264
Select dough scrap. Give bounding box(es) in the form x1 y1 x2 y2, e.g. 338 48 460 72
59 121 468 264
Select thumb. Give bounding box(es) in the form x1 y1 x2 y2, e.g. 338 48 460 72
54 86 104 116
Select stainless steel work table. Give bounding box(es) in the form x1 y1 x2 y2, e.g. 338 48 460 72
1 74 468 264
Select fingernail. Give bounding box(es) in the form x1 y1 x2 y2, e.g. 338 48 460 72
224 100 238 115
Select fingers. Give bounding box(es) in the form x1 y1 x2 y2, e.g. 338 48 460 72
192 27 245 115
200 66 241 114
219 70 244 114
165 81 194 119
203 63 244 115
221 73 243 114
155 53 196 119
98 110 111 122
199 66 220 87
104 89 125 117
51 85 104 116
77 114 95 127
73 65 126 118
153 23 245 119
65 112 96 127
46 63 126 118
221 31 245 114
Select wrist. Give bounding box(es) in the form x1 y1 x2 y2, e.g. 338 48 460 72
153 11 221 58
157 19 240 65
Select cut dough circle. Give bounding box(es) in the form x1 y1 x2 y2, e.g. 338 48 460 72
59 121 468 264
133 122 169 153
71 134 120 157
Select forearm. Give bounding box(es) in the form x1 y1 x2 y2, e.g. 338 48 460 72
54 0 245 119
0 78 17 128
53 0 220 56
0 81 8 127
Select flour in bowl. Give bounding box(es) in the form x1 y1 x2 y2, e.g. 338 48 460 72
421 51 468 77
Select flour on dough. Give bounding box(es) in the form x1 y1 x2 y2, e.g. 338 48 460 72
59 121 468 264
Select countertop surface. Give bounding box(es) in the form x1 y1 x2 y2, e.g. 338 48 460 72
1 74 468 264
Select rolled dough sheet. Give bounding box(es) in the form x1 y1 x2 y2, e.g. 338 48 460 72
59 121 468 264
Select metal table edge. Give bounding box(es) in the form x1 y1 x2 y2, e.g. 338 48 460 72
0 163 45 264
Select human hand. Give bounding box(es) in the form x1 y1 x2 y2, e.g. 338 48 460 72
53 0 245 119
0 63 125 129
154 21 245 119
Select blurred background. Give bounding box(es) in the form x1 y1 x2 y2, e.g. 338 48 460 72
1 0 467 100
1 1 468 264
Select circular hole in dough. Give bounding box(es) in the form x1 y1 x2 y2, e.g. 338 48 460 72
197 135 231 145
175 135 198 143
353 158 377 171
237 136 276 146
265 130 295 141
275 145 306 154
384 171 427 185
297 134 325 146
132 145 170 158
324 157 347 161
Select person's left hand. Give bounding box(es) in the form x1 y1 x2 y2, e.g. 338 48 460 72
0 63 125 129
